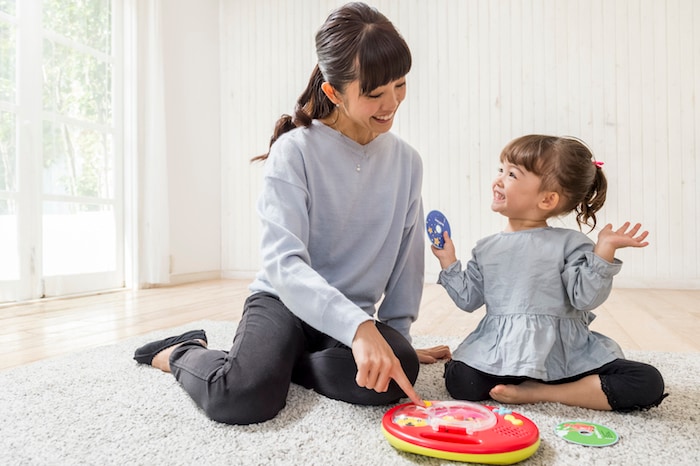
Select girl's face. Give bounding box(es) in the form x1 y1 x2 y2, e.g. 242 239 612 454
491 162 548 228
333 77 407 145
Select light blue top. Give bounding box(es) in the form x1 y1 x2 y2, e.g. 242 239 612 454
249 120 425 347
438 227 625 381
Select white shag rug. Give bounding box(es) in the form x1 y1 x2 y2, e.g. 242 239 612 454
1 320 698 466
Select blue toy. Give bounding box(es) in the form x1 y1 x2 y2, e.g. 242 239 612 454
426 210 451 249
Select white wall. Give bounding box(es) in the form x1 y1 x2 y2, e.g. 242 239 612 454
219 0 700 289
161 0 221 283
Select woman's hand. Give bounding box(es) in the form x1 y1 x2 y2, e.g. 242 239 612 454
351 321 425 406
595 222 649 262
416 345 452 364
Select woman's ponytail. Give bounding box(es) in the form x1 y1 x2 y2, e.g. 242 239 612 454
252 65 333 162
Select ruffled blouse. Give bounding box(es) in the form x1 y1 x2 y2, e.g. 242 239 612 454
438 227 625 381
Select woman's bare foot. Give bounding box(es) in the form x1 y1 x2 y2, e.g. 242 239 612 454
151 339 207 373
416 345 452 364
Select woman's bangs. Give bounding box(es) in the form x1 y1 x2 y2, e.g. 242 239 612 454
357 30 411 94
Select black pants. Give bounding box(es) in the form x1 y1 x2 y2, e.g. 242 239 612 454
169 292 420 425
444 358 667 412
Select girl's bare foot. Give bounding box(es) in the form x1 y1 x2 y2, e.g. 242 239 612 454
490 381 543 404
151 339 207 373
489 375 612 410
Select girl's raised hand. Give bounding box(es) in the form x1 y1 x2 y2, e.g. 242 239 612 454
594 222 649 262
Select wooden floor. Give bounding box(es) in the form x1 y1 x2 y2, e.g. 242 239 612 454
1 279 699 371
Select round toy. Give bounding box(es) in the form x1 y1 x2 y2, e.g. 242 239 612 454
382 401 540 464
426 210 451 249
555 421 619 447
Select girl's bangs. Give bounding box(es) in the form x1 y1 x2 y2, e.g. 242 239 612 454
501 136 553 174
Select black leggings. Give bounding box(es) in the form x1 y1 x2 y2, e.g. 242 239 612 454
169 292 420 425
444 358 667 412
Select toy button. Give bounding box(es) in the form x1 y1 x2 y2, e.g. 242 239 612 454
492 407 512 415
504 414 524 426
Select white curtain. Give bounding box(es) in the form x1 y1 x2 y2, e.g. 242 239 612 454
137 0 170 285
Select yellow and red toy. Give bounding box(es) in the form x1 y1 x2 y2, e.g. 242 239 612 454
381 401 540 464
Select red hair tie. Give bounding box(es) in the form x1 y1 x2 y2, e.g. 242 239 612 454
593 160 604 168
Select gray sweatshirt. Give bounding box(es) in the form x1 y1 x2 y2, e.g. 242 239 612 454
249 120 425 347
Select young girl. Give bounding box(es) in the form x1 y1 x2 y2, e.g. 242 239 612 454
431 135 667 411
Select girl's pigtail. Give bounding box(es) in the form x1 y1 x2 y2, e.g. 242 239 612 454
576 164 608 231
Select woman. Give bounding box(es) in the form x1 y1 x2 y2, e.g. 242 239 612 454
134 2 450 425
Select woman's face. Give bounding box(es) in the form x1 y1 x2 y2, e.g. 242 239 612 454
334 77 407 145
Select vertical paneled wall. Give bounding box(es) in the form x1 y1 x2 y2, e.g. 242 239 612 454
220 0 699 288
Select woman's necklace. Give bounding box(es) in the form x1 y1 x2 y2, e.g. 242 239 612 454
327 110 365 172
349 154 362 172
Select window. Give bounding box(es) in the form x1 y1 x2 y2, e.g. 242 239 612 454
0 0 124 302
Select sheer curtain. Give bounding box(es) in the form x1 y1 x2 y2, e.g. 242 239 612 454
136 0 170 286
